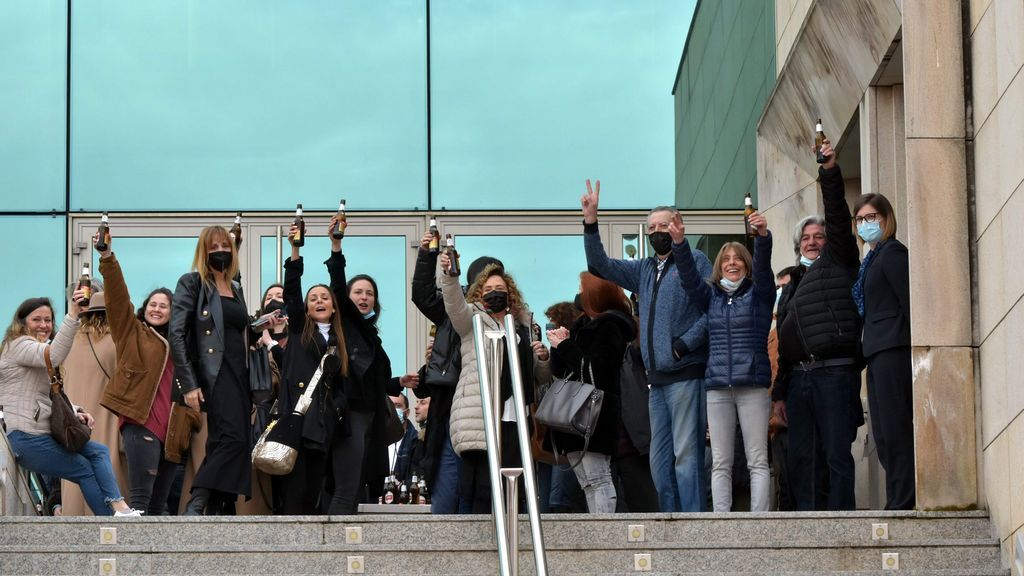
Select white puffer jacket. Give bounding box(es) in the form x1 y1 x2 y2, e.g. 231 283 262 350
439 264 550 455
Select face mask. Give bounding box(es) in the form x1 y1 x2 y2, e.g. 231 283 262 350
799 255 817 268
363 310 376 320
775 287 783 309
396 408 405 423
857 221 883 244
482 290 509 313
719 278 741 293
207 250 232 272
648 232 673 256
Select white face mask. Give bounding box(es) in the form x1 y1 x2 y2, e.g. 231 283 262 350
775 287 783 309
719 278 741 293
799 255 817 268
396 408 405 423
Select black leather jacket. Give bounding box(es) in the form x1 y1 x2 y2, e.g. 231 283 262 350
168 271 247 395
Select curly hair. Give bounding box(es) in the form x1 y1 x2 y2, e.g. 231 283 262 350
465 263 528 320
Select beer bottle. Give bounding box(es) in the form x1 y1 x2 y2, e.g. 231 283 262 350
815 118 829 164
399 483 409 505
418 477 430 505
229 212 243 248
291 203 305 247
743 193 756 238
410 474 420 505
95 213 110 252
383 475 397 504
444 234 461 277
78 263 92 306
332 199 347 240
428 218 440 255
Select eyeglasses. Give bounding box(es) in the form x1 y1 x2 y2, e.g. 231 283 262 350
853 212 881 225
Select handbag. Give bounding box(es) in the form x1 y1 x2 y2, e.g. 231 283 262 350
164 402 201 464
382 396 405 446
44 347 92 452
252 346 334 475
534 359 603 470
248 346 272 395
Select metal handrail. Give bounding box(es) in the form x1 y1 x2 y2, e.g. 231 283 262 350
471 314 548 576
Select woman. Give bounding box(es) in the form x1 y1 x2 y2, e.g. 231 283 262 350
61 289 127 516
0 295 140 516
94 232 181 516
168 226 250 515
852 193 913 510
669 211 774 512
347 275 380 324
438 253 551 513
270 218 349 514
545 272 635 513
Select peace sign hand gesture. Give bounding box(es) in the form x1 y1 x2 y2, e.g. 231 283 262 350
667 212 686 245
581 179 600 224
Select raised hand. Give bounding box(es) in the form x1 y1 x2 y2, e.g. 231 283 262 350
92 232 112 258
581 179 600 224
329 216 342 250
420 231 433 250
819 139 836 169
748 211 768 237
667 212 686 245
439 252 452 274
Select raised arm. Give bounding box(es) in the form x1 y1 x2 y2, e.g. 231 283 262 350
747 211 776 308
283 255 305 335
818 155 859 269
581 179 642 292
8 315 80 368
97 252 139 346
438 254 475 338
411 236 447 325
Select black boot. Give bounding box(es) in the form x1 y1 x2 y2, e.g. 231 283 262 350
183 488 210 516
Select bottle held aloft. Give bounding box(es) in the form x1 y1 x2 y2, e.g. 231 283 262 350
95 213 110 252
444 234 461 277
78 264 93 306
743 192 756 238
332 199 347 240
292 203 305 247
814 118 829 164
229 212 243 247
428 218 440 255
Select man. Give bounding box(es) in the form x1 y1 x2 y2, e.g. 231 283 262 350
768 266 794 510
772 140 864 511
581 180 711 512
389 393 418 486
407 395 431 487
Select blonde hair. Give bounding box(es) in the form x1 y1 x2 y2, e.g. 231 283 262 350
466 264 528 319
80 312 110 336
192 226 239 283
710 242 753 284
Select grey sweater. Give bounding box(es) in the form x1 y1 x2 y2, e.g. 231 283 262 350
0 315 80 435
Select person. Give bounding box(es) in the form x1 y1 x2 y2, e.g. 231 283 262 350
544 301 580 332
94 233 182 516
768 267 795 511
408 394 430 487
669 210 774 512
852 193 913 510
271 217 349 515
389 392 418 485
772 140 864 511
546 272 636 513
325 220 395 515
410 227 504 514
347 274 380 324
169 225 251 515
581 180 712 512
60 288 128 516
438 253 551 514
0 295 141 516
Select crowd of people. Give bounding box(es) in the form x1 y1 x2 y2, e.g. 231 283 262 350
0 139 914 516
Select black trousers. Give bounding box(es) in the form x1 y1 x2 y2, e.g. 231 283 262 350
327 409 374 515
459 422 523 514
867 346 915 510
612 452 659 513
121 423 178 515
282 448 328 514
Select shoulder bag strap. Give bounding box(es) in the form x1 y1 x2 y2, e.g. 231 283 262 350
292 346 336 416
86 333 112 380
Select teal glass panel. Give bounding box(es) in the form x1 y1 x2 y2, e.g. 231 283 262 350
259 235 408 375
0 216 66 317
92 237 197 312
431 0 696 210
0 1 66 211
71 1 427 212
454 235 587 346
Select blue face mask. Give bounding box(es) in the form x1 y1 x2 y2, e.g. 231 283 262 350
363 310 376 320
857 221 883 244
396 408 405 423
799 255 817 268
775 287 783 309
719 277 742 293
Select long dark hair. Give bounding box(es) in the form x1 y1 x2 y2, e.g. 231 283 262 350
2 298 54 355
346 274 381 323
301 284 349 376
136 288 174 324
259 283 284 314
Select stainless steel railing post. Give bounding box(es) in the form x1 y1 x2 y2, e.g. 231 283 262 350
502 468 522 576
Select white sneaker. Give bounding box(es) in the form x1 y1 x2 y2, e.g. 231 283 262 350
114 508 143 517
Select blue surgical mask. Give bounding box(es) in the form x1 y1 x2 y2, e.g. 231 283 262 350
857 221 883 244
396 408 405 423
719 278 741 293
775 287 783 309
799 255 817 268
363 310 376 320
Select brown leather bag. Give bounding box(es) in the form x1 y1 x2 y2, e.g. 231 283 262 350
45 347 91 452
164 402 201 464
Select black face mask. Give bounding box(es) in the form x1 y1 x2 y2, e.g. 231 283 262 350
207 250 232 272
482 290 509 313
648 232 673 256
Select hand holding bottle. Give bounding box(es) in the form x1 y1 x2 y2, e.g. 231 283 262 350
329 216 343 251
439 252 452 275
69 287 91 319
667 212 686 245
92 231 112 259
289 223 301 259
818 139 836 169
747 211 768 237
581 179 600 224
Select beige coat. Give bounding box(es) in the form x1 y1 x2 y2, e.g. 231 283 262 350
439 266 550 456
61 331 129 516
0 315 80 435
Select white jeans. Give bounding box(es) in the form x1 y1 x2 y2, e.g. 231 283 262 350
707 387 770 512
567 451 617 513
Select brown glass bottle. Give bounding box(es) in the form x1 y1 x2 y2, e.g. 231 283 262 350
95 213 110 252
444 234 461 277
410 474 420 505
292 204 306 247
428 218 440 255
332 199 347 240
78 264 92 306
743 193 756 238
399 483 409 505
229 212 242 248
383 475 397 504
815 118 828 164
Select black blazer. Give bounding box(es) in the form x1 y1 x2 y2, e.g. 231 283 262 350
861 238 910 358
168 271 247 395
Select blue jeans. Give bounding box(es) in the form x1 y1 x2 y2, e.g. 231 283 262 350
648 378 706 512
786 366 859 510
430 419 462 514
7 431 124 516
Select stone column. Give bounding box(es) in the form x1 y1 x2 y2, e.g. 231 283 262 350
902 0 978 509
859 84 908 244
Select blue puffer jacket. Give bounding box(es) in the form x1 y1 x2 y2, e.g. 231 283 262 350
673 233 775 389
584 221 710 385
